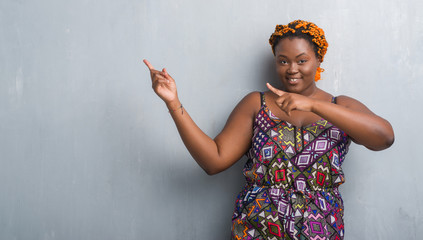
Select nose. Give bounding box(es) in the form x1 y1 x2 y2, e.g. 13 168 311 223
287 63 298 74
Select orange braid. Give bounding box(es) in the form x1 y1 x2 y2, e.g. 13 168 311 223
269 20 328 81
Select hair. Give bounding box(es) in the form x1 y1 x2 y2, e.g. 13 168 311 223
269 20 328 81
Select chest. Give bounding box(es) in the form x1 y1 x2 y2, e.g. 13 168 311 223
252 105 346 159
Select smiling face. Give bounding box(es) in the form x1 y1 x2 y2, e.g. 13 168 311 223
274 37 321 96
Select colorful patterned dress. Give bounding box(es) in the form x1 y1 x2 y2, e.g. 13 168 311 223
232 93 351 240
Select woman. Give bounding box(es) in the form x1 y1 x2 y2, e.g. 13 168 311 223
144 20 394 240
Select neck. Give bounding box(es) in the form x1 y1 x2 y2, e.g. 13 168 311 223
303 85 318 98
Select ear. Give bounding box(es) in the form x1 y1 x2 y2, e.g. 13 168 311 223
317 59 321 68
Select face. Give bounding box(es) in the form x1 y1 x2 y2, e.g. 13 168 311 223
274 37 320 96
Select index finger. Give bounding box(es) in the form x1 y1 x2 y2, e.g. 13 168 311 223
266 83 285 96
143 59 155 71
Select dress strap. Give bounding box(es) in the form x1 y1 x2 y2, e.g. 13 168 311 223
332 96 337 104
260 92 266 106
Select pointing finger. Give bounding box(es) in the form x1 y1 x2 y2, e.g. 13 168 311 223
266 83 285 96
143 59 155 71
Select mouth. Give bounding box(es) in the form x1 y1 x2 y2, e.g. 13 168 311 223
287 78 300 84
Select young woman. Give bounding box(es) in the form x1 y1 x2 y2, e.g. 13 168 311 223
144 20 394 240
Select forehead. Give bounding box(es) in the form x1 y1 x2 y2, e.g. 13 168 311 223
274 37 315 57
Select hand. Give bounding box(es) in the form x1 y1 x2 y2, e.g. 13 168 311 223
266 83 315 116
143 59 178 104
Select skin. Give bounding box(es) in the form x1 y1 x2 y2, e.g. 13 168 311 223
144 37 395 175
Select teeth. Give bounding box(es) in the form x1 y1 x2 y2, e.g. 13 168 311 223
289 78 298 83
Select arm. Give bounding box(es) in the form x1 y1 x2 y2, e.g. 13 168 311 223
311 96 394 150
266 83 394 151
144 60 257 175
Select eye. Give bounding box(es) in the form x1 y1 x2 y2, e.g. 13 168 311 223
278 60 288 65
298 59 307 64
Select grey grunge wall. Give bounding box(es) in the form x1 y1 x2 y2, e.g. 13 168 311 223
0 0 422 239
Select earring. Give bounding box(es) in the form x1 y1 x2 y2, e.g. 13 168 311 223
315 67 324 82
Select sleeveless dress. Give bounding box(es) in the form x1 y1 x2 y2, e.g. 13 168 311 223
231 92 351 240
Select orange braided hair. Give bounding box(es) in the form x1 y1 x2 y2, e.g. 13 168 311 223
269 20 328 82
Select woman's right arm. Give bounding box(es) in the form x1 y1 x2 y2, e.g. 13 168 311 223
144 60 258 175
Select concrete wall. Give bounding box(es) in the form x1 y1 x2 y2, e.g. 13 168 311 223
1 0 422 239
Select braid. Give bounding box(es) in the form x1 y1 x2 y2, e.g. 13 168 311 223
269 20 328 81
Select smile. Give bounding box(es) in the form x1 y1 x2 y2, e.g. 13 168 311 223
288 78 300 83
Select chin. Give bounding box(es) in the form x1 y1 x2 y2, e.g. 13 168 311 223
282 84 302 93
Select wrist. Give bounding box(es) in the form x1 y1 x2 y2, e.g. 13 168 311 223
310 99 319 113
166 99 182 111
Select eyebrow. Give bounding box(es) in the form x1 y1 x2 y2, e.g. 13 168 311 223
277 53 309 58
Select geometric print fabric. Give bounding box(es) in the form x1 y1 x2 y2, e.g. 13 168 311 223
232 93 351 240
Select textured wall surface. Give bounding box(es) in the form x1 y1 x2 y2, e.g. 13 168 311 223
1 0 422 239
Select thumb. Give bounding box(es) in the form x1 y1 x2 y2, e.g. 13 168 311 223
266 83 285 96
162 68 174 82
162 68 170 79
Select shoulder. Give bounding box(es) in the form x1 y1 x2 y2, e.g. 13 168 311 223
335 95 373 113
242 91 262 101
239 91 262 107
234 91 262 117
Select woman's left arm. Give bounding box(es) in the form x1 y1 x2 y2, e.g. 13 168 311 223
267 83 395 151
312 95 394 151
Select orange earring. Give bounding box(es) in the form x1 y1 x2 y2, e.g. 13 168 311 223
315 67 324 82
